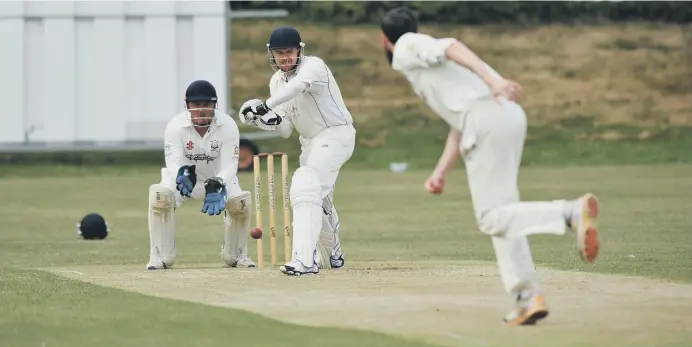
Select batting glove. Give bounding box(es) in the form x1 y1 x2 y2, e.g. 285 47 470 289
240 99 270 119
175 165 197 197
201 177 227 216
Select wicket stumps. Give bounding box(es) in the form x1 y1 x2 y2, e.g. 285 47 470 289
253 152 292 269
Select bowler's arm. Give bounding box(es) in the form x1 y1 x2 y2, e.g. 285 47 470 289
432 127 462 177
444 41 503 89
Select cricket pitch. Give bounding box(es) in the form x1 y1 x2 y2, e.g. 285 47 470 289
47 261 692 347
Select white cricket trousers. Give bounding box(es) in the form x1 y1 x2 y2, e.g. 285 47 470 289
298 124 356 199
460 97 568 296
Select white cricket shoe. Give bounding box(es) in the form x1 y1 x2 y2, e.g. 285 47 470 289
503 289 549 326
146 261 171 270
280 259 319 276
568 193 600 263
234 254 256 268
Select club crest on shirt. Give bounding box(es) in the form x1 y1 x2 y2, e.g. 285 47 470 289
209 140 220 152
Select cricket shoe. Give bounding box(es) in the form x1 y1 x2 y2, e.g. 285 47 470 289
569 193 600 263
146 261 171 270
503 289 549 326
280 259 319 276
233 254 256 268
330 255 345 269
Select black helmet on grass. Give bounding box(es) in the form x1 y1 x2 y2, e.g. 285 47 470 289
77 213 109 240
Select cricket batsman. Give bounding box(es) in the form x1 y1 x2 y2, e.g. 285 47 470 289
239 26 356 276
379 7 602 325
146 80 256 270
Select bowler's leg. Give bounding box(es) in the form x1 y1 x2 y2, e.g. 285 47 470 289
464 101 600 325
462 102 547 324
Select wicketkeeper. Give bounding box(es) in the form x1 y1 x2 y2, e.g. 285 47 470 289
146 80 256 270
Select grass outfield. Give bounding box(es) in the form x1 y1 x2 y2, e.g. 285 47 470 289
1 164 691 346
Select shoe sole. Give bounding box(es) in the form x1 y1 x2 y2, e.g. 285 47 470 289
504 297 550 326
577 193 600 263
231 264 256 268
146 263 170 270
280 265 319 276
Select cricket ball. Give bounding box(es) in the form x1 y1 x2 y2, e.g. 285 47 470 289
250 227 262 239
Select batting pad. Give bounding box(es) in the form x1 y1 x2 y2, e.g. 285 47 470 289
317 194 339 268
222 191 251 265
289 166 323 267
148 184 176 267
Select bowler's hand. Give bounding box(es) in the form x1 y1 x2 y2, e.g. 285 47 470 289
424 173 445 195
490 78 523 103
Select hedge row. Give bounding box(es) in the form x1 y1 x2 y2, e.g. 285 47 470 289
229 1 692 25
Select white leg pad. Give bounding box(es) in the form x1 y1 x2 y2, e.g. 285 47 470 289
289 166 323 268
148 184 176 267
222 191 251 266
317 194 342 268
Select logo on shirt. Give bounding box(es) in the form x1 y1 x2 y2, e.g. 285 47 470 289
186 141 194 150
209 140 220 152
185 153 216 163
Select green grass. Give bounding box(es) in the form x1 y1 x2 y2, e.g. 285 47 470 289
0 164 691 346
0 268 429 347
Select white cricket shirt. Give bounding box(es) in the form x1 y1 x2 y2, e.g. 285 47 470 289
391 32 502 130
269 56 353 139
163 110 240 186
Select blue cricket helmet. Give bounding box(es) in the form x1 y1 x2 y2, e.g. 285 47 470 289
266 26 305 72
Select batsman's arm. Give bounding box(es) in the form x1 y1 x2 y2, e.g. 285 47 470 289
266 59 327 109
266 78 309 109
271 103 294 139
432 127 462 177
215 122 240 186
163 123 184 181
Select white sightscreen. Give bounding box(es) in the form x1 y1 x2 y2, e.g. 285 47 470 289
0 1 228 144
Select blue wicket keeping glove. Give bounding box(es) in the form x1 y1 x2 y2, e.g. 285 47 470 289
201 177 227 216
175 165 197 197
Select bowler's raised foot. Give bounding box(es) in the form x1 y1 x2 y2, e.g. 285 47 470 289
569 193 600 263
280 260 319 276
503 290 549 326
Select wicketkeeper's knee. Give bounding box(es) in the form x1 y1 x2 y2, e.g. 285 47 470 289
149 184 176 212
226 191 251 219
